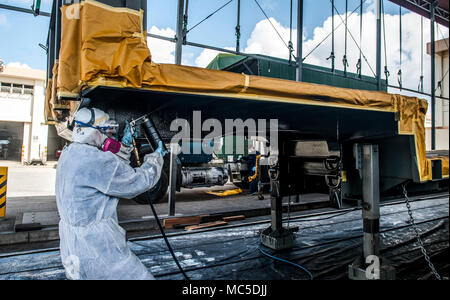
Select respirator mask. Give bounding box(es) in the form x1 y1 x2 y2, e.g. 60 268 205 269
74 120 121 153
73 108 121 154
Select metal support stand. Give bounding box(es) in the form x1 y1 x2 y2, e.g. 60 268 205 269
260 166 295 250
348 144 395 280
168 143 178 216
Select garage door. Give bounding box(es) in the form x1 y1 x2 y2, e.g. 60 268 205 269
0 121 24 161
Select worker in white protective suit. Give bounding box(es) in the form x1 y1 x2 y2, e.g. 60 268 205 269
56 107 166 280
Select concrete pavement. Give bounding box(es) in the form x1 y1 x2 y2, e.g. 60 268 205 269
0 160 57 198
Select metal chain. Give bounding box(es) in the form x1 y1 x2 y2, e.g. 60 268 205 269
402 185 442 280
287 186 291 229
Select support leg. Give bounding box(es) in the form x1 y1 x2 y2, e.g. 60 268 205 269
348 144 395 280
168 144 178 216
260 163 295 250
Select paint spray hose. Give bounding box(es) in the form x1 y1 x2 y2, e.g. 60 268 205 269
136 117 190 280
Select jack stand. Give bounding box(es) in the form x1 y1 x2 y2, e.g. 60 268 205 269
260 194 295 250
260 226 295 250
348 144 396 280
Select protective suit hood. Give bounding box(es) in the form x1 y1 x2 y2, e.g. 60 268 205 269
72 108 115 148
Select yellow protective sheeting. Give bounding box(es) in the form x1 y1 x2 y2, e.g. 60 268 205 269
431 156 449 178
58 0 150 98
44 77 54 123
44 61 71 123
442 157 449 178
206 189 243 197
49 0 446 183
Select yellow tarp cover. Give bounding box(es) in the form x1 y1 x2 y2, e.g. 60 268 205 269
46 0 448 182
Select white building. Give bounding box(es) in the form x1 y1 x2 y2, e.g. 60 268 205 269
426 38 449 150
0 65 61 163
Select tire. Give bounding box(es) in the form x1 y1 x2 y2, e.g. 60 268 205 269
133 170 169 204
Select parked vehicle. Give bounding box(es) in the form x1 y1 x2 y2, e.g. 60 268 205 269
0 129 12 160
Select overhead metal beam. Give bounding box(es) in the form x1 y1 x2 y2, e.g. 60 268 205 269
185 40 300 67
0 3 50 17
388 0 449 28
148 33 177 43
148 31 301 67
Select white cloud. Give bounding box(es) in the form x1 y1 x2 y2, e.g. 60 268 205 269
365 0 377 14
195 49 219 68
244 17 298 60
147 26 176 64
228 11 448 98
7 62 31 69
193 17 296 68
195 47 236 68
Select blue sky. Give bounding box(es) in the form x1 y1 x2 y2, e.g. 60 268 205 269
0 0 448 97
1 0 405 69
146 0 405 66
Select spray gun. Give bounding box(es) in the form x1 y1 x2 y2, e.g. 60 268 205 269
128 114 169 164
127 114 189 280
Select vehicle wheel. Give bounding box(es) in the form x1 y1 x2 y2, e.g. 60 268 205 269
133 170 169 204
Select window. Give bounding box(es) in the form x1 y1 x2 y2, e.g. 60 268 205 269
23 85 34 95
0 82 34 97
12 83 23 94
0 82 11 93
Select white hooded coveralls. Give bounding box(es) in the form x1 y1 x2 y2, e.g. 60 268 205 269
56 109 163 280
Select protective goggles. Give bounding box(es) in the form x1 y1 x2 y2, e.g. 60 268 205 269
74 120 118 132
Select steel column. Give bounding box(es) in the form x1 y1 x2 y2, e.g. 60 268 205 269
348 144 395 280
331 0 335 73
376 0 382 90
430 1 437 150
236 0 241 53
362 144 380 258
296 0 303 82
55 0 62 61
168 144 178 216
175 0 185 65
142 0 147 31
